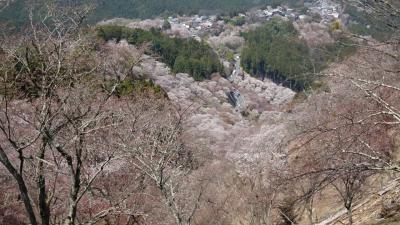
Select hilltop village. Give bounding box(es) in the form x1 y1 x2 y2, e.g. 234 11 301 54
101 0 343 40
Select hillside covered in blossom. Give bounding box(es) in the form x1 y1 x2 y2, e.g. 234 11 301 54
0 1 399 225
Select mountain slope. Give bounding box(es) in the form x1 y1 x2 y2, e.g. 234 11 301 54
0 0 302 32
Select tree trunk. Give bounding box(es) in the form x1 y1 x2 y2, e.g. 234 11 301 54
64 169 81 225
307 197 314 225
64 156 82 225
38 143 50 225
0 147 39 225
63 135 84 225
346 205 353 225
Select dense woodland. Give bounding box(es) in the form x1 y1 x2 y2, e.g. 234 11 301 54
241 19 313 91
97 25 224 81
241 19 356 91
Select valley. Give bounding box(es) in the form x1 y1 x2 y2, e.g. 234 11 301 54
0 1 399 225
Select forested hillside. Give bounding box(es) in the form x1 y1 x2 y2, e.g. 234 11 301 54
241 19 313 91
92 0 303 20
240 19 355 91
97 25 224 81
0 0 301 32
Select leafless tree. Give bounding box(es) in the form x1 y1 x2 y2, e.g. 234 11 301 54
113 97 204 225
332 167 371 225
323 0 400 172
0 3 133 225
289 3 400 223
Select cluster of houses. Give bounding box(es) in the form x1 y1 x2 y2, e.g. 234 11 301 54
247 1 342 24
166 5 300 39
250 5 296 20
306 0 341 23
167 15 225 39
164 0 343 40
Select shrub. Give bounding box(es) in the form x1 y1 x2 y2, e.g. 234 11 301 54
331 20 341 31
